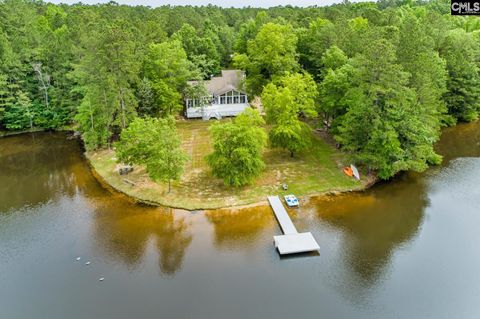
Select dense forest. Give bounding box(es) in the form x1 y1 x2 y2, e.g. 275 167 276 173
1 0 480 180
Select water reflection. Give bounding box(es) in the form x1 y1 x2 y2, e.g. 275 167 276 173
1 121 480 319
313 173 427 285
91 202 192 275
434 121 480 162
0 132 193 275
205 206 274 250
0 133 85 212
308 121 479 287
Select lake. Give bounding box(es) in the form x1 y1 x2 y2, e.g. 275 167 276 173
1 121 479 319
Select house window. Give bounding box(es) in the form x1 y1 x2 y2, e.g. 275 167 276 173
187 99 192 108
216 91 247 104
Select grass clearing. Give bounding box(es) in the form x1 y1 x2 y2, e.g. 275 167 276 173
87 119 365 210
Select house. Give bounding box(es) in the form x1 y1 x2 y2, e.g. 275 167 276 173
184 70 249 120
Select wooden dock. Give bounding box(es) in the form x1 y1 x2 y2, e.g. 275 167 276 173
267 196 320 255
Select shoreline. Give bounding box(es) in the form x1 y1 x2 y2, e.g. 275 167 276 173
84 120 370 211
0 127 46 138
1 128 377 210
0 125 76 138
85 150 377 211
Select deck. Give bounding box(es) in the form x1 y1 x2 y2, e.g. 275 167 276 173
267 196 320 255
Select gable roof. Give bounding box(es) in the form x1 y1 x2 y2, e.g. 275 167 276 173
188 70 246 96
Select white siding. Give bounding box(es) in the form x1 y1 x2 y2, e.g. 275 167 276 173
185 89 249 120
186 103 249 120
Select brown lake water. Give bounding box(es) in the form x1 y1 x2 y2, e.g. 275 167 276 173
1 122 479 319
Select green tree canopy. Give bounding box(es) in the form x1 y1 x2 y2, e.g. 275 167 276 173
440 28 480 122
115 116 189 192
3 91 33 130
261 72 317 156
74 19 140 149
143 40 195 116
317 45 351 125
234 22 299 95
172 23 221 78
1 0 479 181
298 18 337 78
335 39 442 179
207 107 267 186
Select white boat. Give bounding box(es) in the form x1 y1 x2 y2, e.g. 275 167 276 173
350 164 360 180
284 195 299 207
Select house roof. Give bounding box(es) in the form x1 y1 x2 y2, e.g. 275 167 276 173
188 70 246 96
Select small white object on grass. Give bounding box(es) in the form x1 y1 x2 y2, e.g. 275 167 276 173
85 261 91 265
99 277 105 281
76 257 81 261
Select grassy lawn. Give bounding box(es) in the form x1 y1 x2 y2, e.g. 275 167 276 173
87 119 364 210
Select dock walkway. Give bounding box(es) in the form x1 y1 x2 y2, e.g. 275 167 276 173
267 196 320 255
267 196 298 234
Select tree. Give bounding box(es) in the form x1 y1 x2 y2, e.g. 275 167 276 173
262 72 317 121
32 62 50 111
97 20 139 130
74 88 112 150
204 21 234 66
297 18 337 79
233 12 271 55
320 45 348 74
318 64 355 126
137 77 156 117
143 40 195 116
233 22 299 95
261 72 318 156
115 116 188 192
0 73 12 123
0 6 33 128
3 91 34 130
207 107 267 186
269 114 312 158
335 39 442 179
0 0 479 184
248 22 298 78
396 12 449 131
172 23 221 78
35 5 77 129
74 19 140 149
440 29 480 122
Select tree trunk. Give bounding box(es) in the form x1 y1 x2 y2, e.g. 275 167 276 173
32 63 49 110
168 179 171 193
290 151 294 158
